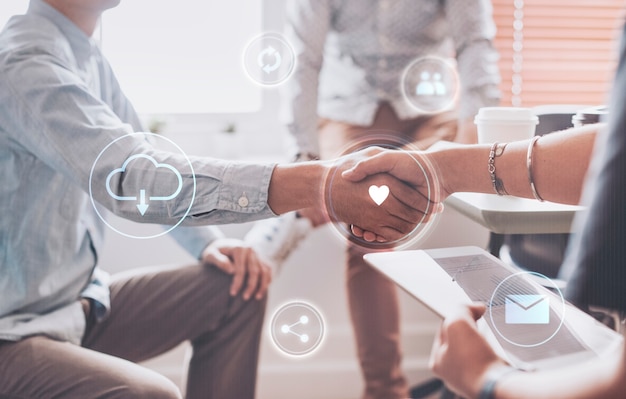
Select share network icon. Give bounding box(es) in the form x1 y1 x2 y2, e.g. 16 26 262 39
270 301 325 356
281 315 311 343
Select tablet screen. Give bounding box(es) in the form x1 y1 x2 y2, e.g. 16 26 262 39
431 253 591 365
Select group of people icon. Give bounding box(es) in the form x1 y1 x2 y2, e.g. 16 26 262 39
416 70 448 96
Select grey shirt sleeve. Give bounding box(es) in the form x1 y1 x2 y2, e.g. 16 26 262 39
445 0 502 119
102 60 226 258
280 0 332 157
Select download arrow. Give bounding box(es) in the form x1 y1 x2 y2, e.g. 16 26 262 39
136 189 149 216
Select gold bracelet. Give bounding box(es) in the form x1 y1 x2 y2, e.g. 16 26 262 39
488 142 508 196
526 136 544 202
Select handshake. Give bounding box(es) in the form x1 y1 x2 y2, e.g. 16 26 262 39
327 147 446 244
272 147 450 245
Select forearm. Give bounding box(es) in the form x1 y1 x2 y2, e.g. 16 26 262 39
267 161 328 214
431 124 600 204
432 308 626 399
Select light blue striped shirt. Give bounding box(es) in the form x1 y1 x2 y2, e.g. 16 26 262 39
0 0 276 345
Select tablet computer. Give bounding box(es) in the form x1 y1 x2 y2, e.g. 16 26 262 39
364 246 622 370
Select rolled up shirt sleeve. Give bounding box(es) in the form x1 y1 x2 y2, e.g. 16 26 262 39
179 157 277 224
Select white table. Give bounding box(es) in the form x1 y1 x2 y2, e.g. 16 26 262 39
445 193 584 235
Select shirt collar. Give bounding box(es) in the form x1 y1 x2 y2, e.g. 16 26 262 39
28 0 97 58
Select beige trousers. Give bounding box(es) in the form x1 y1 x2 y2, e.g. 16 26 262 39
0 264 266 399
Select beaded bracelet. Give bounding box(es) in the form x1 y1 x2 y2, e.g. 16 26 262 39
488 142 508 196
526 136 544 202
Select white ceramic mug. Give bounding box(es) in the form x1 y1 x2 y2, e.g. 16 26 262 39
474 107 539 144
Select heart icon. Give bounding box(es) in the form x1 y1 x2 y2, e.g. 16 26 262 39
369 185 390 206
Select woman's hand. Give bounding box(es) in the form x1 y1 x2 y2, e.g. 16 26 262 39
429 302 509 399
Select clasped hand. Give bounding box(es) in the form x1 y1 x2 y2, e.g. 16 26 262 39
327 148 444 243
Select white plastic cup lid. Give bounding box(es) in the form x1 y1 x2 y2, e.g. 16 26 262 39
474 107 539 125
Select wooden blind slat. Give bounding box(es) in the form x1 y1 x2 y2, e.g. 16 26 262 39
491 0 623 107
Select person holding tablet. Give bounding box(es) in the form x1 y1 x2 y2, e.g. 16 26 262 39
342 21 626 398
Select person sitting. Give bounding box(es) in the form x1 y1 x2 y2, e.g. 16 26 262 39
0 1 429 398
342 19 626 398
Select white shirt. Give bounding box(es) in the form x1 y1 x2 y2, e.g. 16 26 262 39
282 0 501 156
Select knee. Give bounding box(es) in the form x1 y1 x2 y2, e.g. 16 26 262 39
234 291 268 321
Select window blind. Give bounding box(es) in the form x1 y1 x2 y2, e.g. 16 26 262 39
492 0 625 107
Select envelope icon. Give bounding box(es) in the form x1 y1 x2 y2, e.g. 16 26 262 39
505 294 549 324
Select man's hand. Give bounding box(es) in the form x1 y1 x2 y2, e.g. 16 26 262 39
325 149 437 242
201 238 272 300
429 303 509 398
340 149 445 242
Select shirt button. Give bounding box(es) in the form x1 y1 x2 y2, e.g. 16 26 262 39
238 195 249 208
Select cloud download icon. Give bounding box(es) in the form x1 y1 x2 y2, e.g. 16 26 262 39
105 154 183 216
89 132 196 239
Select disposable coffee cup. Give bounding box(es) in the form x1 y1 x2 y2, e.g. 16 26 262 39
572 105 608 127
474 107 538 144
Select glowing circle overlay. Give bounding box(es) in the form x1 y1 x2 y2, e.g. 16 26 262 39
322 133 442 250
401 56 459 114
488 271 566 348
269 301 325 357
242 32 296 86
89 132 196 240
